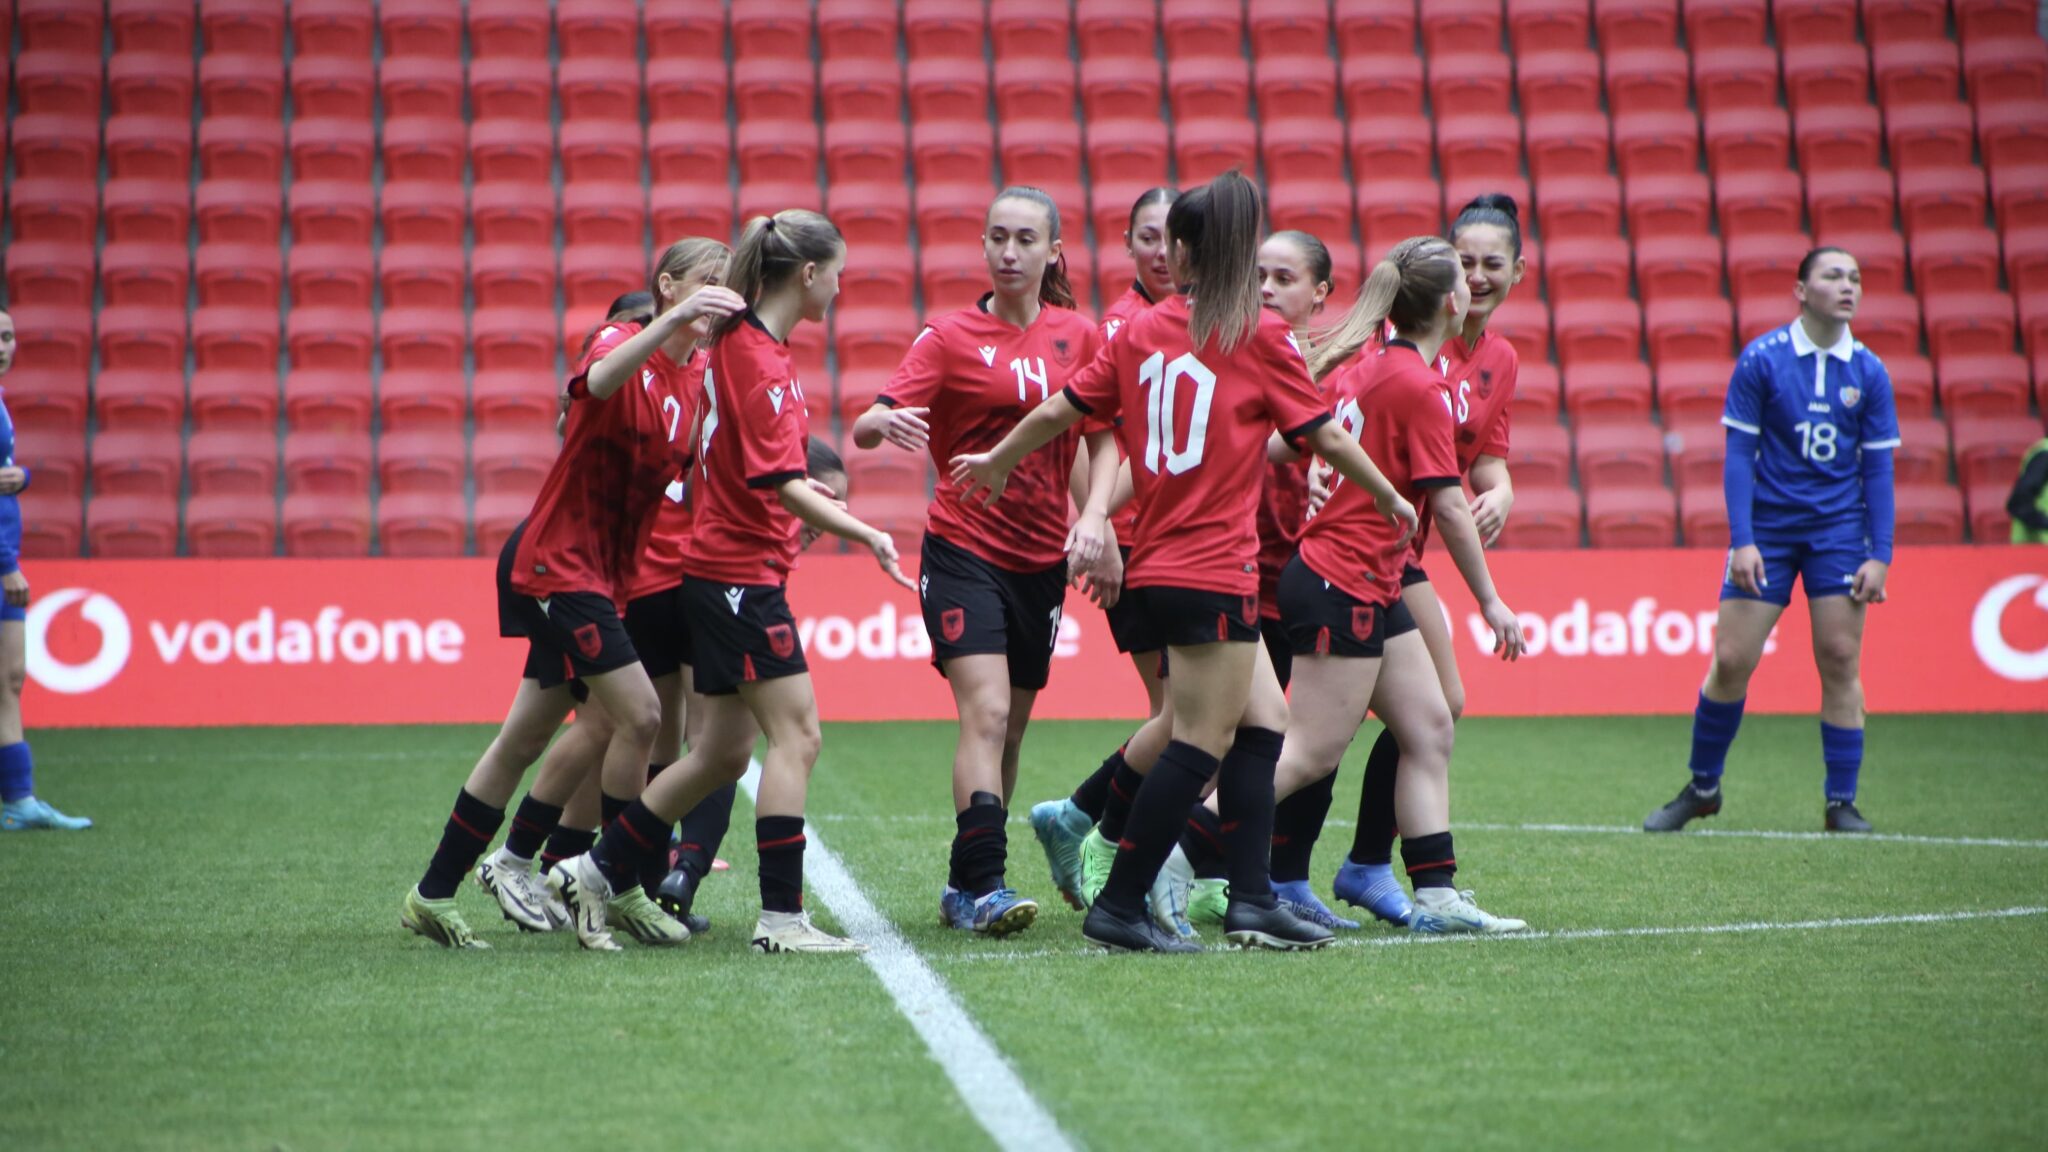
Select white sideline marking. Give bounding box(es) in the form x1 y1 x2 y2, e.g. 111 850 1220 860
940 905 2048 964
739 761 1075 1152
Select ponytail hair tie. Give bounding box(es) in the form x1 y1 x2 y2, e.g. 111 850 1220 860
763 217 777 233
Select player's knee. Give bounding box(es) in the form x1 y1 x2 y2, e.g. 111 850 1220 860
615 695 662 748
1443 682 1467 723
960 694 1011 750
1711 635 1762 685
1814 635 1862 686
0 662 24 701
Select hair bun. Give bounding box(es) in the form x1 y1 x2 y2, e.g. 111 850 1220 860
1464 192 1520 221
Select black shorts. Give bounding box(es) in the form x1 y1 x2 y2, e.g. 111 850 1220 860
1119 584 1262 652
919 534 1067 691
497 522 638 689
1401 562 1431 588
1103 546 1157 655
624 583 692 680
680 576 807 696
1277 554 1417 659
1259 616 1293 692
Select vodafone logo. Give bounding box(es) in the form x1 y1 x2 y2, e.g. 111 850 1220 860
26 588 133 695
1972 575 2048 683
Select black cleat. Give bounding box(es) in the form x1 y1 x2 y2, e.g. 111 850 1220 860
654 867 712 935
1082 901 1202 953
1825 801 1872 833
1643 782 1722 832
1223 898 1335 951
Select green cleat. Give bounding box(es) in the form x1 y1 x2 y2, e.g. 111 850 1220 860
1188 878 1229 926
1028 799 1093 910
608 885 691 947
1077 827 1117 908
402 887 491 950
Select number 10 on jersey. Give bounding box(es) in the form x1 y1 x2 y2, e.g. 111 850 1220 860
1138 351 1216 476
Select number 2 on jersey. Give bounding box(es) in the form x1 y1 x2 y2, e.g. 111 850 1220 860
1137 351 1216 475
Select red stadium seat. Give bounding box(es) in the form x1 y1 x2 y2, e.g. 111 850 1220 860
93 367 184 433
1978 101 2048 172
15 178 100 247
195 242 285 309
1000 119 1083 186
1349 115 1435 182
1491 297 1554 363
10 306 94 375
1251 0 1334 58
1575 422 1665 491
465 0 549 59
1341 52 1425 115
1873 40 1961 110
1495 484 1583 549
468 183 553 249
473 492 530 556
377 0 461 57
826 182 911 246
378 430 467 495
1820 230 1906 296
202 0 285 53
1080 56 1164 122
905 0 986 59
1428 51 1513 115
562 246 646 311
15 51 102 118
841 244 917 311
908 58 991 124
1806 169 1897 237
737 120 819 186
378 245 464 310
1437 114 1524 184
97 305 186 373
289 0 373 59
379 492 468 558
471 371 557 432
111 0 194 51
1507 421 1573 489
1646 297 1736 369
920 245 990 312
557 0 638 59
1421 0 1502 56
1509 362 1562 424
1992 164 2048 233
17 427 86 497
103 115 191 184
1167 56 1252 123
470 245 557 311
380 182 465 248
1863 0 1946 47
188 305 279 373
185 493 277 559
834 307 918 373
287 119 376 186
1536 174 1624 241
1678 481 1732 547
285 369 375 435
1526 112 1612 182
1334 0 1417 57
1597 0 1681 48
1796 105 1884 171
283 493 373 558
1507 0 1589 55
1887 103 1978 172
1625 173 1714 239
1891 416 1948 483
474 430 559 498
1605 47 1692 112
1553 301 1643 372
188 371 278 434
822 58 904 123
378 57 463 122
1635 236 1724 304
468 120 552 186
8 241 96 311
1090 181 1159 255
1703 106 1791 176
1839 293 1923 359
197 54 282 123
468 58 552 122
737 179 823 223
1773 0 1859 47
1891 481 1966 543
1175 118 1258 184
1964 39 2048 109
1791 49 1880 114
1967 481 2015 541
5 367 91 438
1655 359 1736 425
2004 226 2048 298
1693 46 1780 114
648 120 732 186
837 369 892 423
373 309 462 375
1518 50 1603 118
912 121 995 186
726 0 809 59
1957 0 2038 45
108 50 191 115
1898 166 1989 238
1587 485 1678 548
1715 170 1804 240
1565 361 1656 425
1613 110 1701 179
993 58 1075 124
287 307 376 372
1666 419 1728 487
1911 228 2003 295
818 0 896 60
1937 353 2034 419
1683 0 1768 48
1883 355 1938 418
1256 55 1339 121
1545 237 1633 305
381 118 465 184
380 369 469 433
562 183 648 247
1161 0 1243 60
1267 180 1356 240
1953 416 2039 487
1725 233 1809 302
915 184 991 247
473 308 559 372
646 58 730 122
1924 290 2017 360
992 0 1072 61
642 0 723 59
1263 118 1346 184
90 430 180 499
85 495 177 558
17 0 98 52
284 431 372 496
846 452 932 501
13 115 102 183
558 58 643 122
1076 0 1158 59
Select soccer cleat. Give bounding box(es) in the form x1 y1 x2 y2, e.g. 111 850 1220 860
1077 827 1117 907
1274 879 1361 931
474 848 553 933
0 797 93 831
1028 798 1093 910
1332 859 1413 926
608 885 691 947
1643 782 1722 832
1188 877 1230 926
1148 844 1198 939
654 867 712 935
1825 801 1872 833
940 886 1040 936
1224 898 1336 951
537 868 571 932
401 887 490 950
545 853 622 952
1409 888 1527 934
752 909 867 954
1081 901 1203 954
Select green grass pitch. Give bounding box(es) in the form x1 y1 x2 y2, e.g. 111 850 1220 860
3 714 2045 1151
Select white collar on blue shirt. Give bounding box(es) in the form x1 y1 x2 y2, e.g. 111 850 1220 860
1789 319 1854 363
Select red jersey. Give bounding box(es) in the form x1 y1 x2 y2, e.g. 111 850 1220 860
1088 282 1160 545
1255 457 1309 619
880 296 1101 572
1409 327 1520 564
1298 340 1460 605
625 346 709 601
679 313 812 587
512 321 690 607
1064 295 1332 597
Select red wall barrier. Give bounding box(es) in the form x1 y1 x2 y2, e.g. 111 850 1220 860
19 547 2048 728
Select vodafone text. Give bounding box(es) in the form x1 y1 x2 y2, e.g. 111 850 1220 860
1466 598 1776 659
794 601 1082 661
148 607 465 667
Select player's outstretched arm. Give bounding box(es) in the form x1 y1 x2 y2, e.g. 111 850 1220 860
851 402 931 453
1467 455 1515 547
949 393 1088 504
583 287 744 400
1428 486 1525 660
776 477 915 590
1066 428 1121 578
1301 421 1419 545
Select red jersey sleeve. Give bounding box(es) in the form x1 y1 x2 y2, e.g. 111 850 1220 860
1477 359 1514 459
877 323 948 411
1406 375 1462 486
734 345 809 489
566 322 637 400
1063 336 1125 421
1254 320 1332 441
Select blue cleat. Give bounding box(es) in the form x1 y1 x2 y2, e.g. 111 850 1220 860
1274 879 1361 931
1332 860 1412 926
1028 799 1093 910
1 797 92 831
939 886 1040 937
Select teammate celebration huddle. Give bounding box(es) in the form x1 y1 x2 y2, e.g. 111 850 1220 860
399 172 1898 956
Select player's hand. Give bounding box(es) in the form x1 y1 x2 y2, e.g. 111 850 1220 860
1480 597 1524 661
1076 537 1124 609
877 406 932 453
949 452 1011 506
1469 486 1513 547
0 467 28 495
867 530 916 591
669 285 746 330
1850 558 1889 604
2 570 28 609
1065 509 1109 575
1378 491 1419 547
1727 545 1767 597
1305 461 1334 518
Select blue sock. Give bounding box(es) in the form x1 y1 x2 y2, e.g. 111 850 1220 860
1821 723 1862 803
0 741 32 803
1688 694 1745 792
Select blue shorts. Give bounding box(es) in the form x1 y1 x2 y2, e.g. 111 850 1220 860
1719 527 1867 607
0 601 22 623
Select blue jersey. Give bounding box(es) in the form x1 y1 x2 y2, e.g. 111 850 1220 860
0 393 22 576
1722 321 1900 536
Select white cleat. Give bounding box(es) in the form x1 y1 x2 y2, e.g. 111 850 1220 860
1148 843 1199 940
1409 888 1528 935
537 862 571 931
545 853 623 952
608 886 691 948
474 847 553 933
751 910 867 954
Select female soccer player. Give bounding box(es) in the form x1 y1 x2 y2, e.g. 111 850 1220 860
955 171 1418 953
553 210 914 955
400 251 744 950
0 307 89 832
852 187 1111 937
1253 230 1334 689
1297 194 1529 927
1645 247 1897 834
1269 236 1528 935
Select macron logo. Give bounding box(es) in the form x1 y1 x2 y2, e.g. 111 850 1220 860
768 386 786 414
978 345 998 367
725 587 744 614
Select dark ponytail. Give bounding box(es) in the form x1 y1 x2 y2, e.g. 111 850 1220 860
717 210 846 337
1166 171 1263 353
1450 193 1522 259
989 186 1077 309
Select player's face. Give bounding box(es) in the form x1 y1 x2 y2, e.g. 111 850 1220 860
1450 267 1473 326
984 199 1059 300
1454 224 1523 325
1797 253 1862 323
799 469 849 551
1258 237 1330 332
1126 203 1175 300
660 268 725 339
0 312 14 376
799 247 846 323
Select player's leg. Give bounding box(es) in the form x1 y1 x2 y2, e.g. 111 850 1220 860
657 663 749 932
1808 590 1873 832
1350 573 1465 895
938 654 1037 934
477 701 610 932
0 617 89 831
1267 645 1377 931
541 726 605 877
736 673 864 953
1210 640 1334 951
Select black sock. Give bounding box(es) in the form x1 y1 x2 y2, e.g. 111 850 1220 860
1098 741 1219 916
1178 804 1229 880
673 782 738 878
540 826 596 871
1096 760 1147 843
1401 830 1456 890
503 794 563 861
1070 750 1121 822
601 791 631 830
1270 768 1337 883
757 815 807 913
1217 726 1283 907
950 792 1008 896
419 789 506 899
1350 729 1401 866
591 800 670 892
